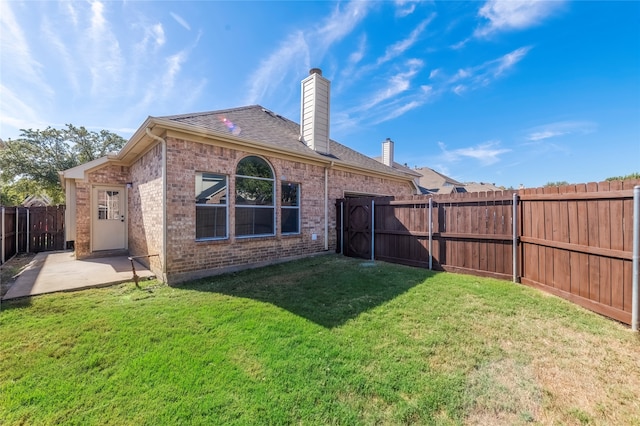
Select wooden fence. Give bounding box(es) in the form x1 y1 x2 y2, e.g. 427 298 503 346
519 181 637 324
336 180 639 325
0 205 66 264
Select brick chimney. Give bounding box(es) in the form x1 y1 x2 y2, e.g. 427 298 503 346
382 138 394 167
300 68 330 155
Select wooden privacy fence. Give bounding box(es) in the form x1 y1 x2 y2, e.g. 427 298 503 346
336 180 640 325
0 205 66 264
519 181 638 324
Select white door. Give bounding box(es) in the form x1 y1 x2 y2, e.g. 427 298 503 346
92 186 126 251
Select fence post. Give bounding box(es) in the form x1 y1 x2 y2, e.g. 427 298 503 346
632 185 639 332
1 207 5 264
16 207 19 254
26 208 30 253
340 201 344 255
512 193 519 283
371 199 375 261
428 198 433 270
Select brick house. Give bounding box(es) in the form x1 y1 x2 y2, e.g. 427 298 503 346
60 69 418 283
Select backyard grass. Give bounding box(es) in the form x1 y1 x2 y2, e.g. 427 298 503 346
1 255 639 425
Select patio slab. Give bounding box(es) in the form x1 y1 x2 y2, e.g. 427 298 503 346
2 251 155 300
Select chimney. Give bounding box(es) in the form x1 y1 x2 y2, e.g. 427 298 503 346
382 138 394 167
300 68 330 155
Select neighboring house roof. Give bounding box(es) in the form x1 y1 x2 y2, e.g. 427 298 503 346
414 166 464 189
21 194 52 207
371 157 422 177
463 182 503 192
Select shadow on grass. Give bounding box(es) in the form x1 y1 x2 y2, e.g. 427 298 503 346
174 255 434 328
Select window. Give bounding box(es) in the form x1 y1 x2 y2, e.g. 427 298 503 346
97 190 120 220
235 156 275 237
281 182 300 234
195 172 228 240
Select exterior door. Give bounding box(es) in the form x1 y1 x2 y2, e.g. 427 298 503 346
92 186 126 251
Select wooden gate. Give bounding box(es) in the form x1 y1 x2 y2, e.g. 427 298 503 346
342 198 374 259
1 205 65 263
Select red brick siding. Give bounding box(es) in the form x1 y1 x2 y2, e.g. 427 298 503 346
128 143 164 275
162 137 413 282
75 165 129 258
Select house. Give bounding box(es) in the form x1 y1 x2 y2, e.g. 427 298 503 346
59 69 418 284
373 141 503 194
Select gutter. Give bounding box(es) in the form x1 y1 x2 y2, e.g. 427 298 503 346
145 127 168 283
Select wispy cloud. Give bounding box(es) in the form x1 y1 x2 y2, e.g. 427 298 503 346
394 0 427 18
448 46 531 94
0 1 53 98
246 1 372 106
170 12 191 31
244 31 309 105
86 1 124 97
475 0 566 38
438 140 511 166
525 121 597 141
366 59 423 107
377 14 434 65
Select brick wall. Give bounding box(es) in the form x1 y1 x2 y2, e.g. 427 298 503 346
74 165 129 258
162 137 414 283
128 143 164 276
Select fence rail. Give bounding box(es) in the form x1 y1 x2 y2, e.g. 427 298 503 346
337 180 640 325
1 205 66 264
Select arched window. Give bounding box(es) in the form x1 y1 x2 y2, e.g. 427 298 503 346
235 156 275 237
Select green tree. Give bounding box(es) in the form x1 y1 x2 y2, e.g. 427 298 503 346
544 181 570 187
0 125 126 205
605 172 640 181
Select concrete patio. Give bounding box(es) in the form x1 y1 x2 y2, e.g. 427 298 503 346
2 251 155 300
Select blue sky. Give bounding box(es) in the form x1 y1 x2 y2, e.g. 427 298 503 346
1 0 638 188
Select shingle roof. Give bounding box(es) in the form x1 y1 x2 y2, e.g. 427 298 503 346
158 105 412 179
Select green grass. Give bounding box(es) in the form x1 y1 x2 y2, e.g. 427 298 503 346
1 255 639 425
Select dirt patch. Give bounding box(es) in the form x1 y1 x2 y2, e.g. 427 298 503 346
0 253 37 297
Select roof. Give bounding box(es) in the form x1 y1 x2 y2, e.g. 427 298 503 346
371 157 422 177
414 166 465 190
159 105 413 180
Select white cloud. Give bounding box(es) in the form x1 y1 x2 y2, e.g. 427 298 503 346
0 1 53 98
245 31 309 105
86 1 124 97
526 121 597 141
246 1 372 105
447 46 531 93
453 85 467 96
367 59 423 107
377 14 434 64
170 12 191 31
42 17 80 93
475 0 566 37
439 141 511 165
317 1 372 50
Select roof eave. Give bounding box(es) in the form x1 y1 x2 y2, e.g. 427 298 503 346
119 118 415 184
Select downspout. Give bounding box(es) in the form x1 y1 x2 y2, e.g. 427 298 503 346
324 161 334 251
145 128 168 283
324 165 329 250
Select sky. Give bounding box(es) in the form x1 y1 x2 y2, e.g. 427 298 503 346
1 0 639 189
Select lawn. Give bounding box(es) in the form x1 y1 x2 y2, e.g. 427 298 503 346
1 255 638 425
